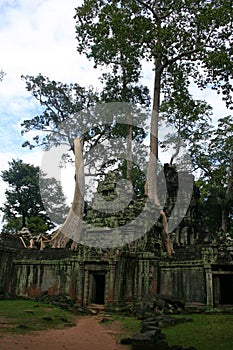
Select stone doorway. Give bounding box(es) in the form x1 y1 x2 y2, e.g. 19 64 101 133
213 272 233 305
219 274 233 304
89 272 106 305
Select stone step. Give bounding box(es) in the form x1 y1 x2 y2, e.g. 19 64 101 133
87 303 105 314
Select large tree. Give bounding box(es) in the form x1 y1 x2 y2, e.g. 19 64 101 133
21 75 147 247
159 67 214 167
100 57 150 182
75 0 233 255
1 159 68 235
194 115 233 235
21 74 99 150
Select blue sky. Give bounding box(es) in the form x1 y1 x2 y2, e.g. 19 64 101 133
0 0 230 227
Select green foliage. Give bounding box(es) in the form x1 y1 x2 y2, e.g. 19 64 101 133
75 0 233 220
1 216 49 236
118 160 146 196
0 159 68 234
21 1 233 234
75 0 233 108
21 74 149 204
160 64 214 164
1 159 44 230
21 74 99 150
26 216 50 235
194 115 233 234
1 217 22 234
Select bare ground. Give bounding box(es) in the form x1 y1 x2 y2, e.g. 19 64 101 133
0 315 127 350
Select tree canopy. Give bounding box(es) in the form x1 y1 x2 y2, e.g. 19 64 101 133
75 0 233 174
1 159 68 235
195 115 233 234
21 74 148 192
75 0 232 103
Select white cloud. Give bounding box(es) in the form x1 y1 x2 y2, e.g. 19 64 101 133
0 0 101 98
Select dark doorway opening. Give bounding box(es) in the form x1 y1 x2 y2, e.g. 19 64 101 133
94 274 105 304
90 273 106 305
219 275 233 304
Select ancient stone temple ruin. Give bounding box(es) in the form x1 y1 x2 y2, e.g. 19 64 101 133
0 166 233 308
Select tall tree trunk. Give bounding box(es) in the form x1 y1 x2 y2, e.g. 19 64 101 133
217 155 232 234
50 137 84 248
126 119 132 182
145 59 174 256
22 210 26 228
221 154 233 234
145 61 160 205
221 207 228 234
121 57 132 182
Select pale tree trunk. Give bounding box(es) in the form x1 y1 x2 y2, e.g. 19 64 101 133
121 59 132 182
224 154 233 233
220 155 233 234
221 207 228 234
50 137 84 249
145 59 174 256
126 119 132 182
145 58 160 204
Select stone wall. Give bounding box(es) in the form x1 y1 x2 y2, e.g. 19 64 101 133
0 246 16 294
0 240 77 298
1 241 233 307
0 240 207 306
159 261 206 303
12 258 78 298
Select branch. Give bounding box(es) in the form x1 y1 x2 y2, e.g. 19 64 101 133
33 88 67 121
194 157 213 180
170 137 181 166
162 22 216 70
162 48 198 69
136 0 159 21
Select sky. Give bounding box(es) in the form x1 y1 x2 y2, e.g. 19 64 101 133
0 0 230 228
0 0 99 224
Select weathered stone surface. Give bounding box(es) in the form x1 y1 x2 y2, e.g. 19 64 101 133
129 294 186 317
132 330 158 341
141 315 193 329
0 232 23 249
120 337 133 345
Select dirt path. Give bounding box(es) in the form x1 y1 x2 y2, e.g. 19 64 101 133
0 316 126 350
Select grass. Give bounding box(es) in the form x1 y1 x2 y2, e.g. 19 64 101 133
102 313 233 350
0 299 76 334
99 313 141 342
163 314 233 350
113 314 141 337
